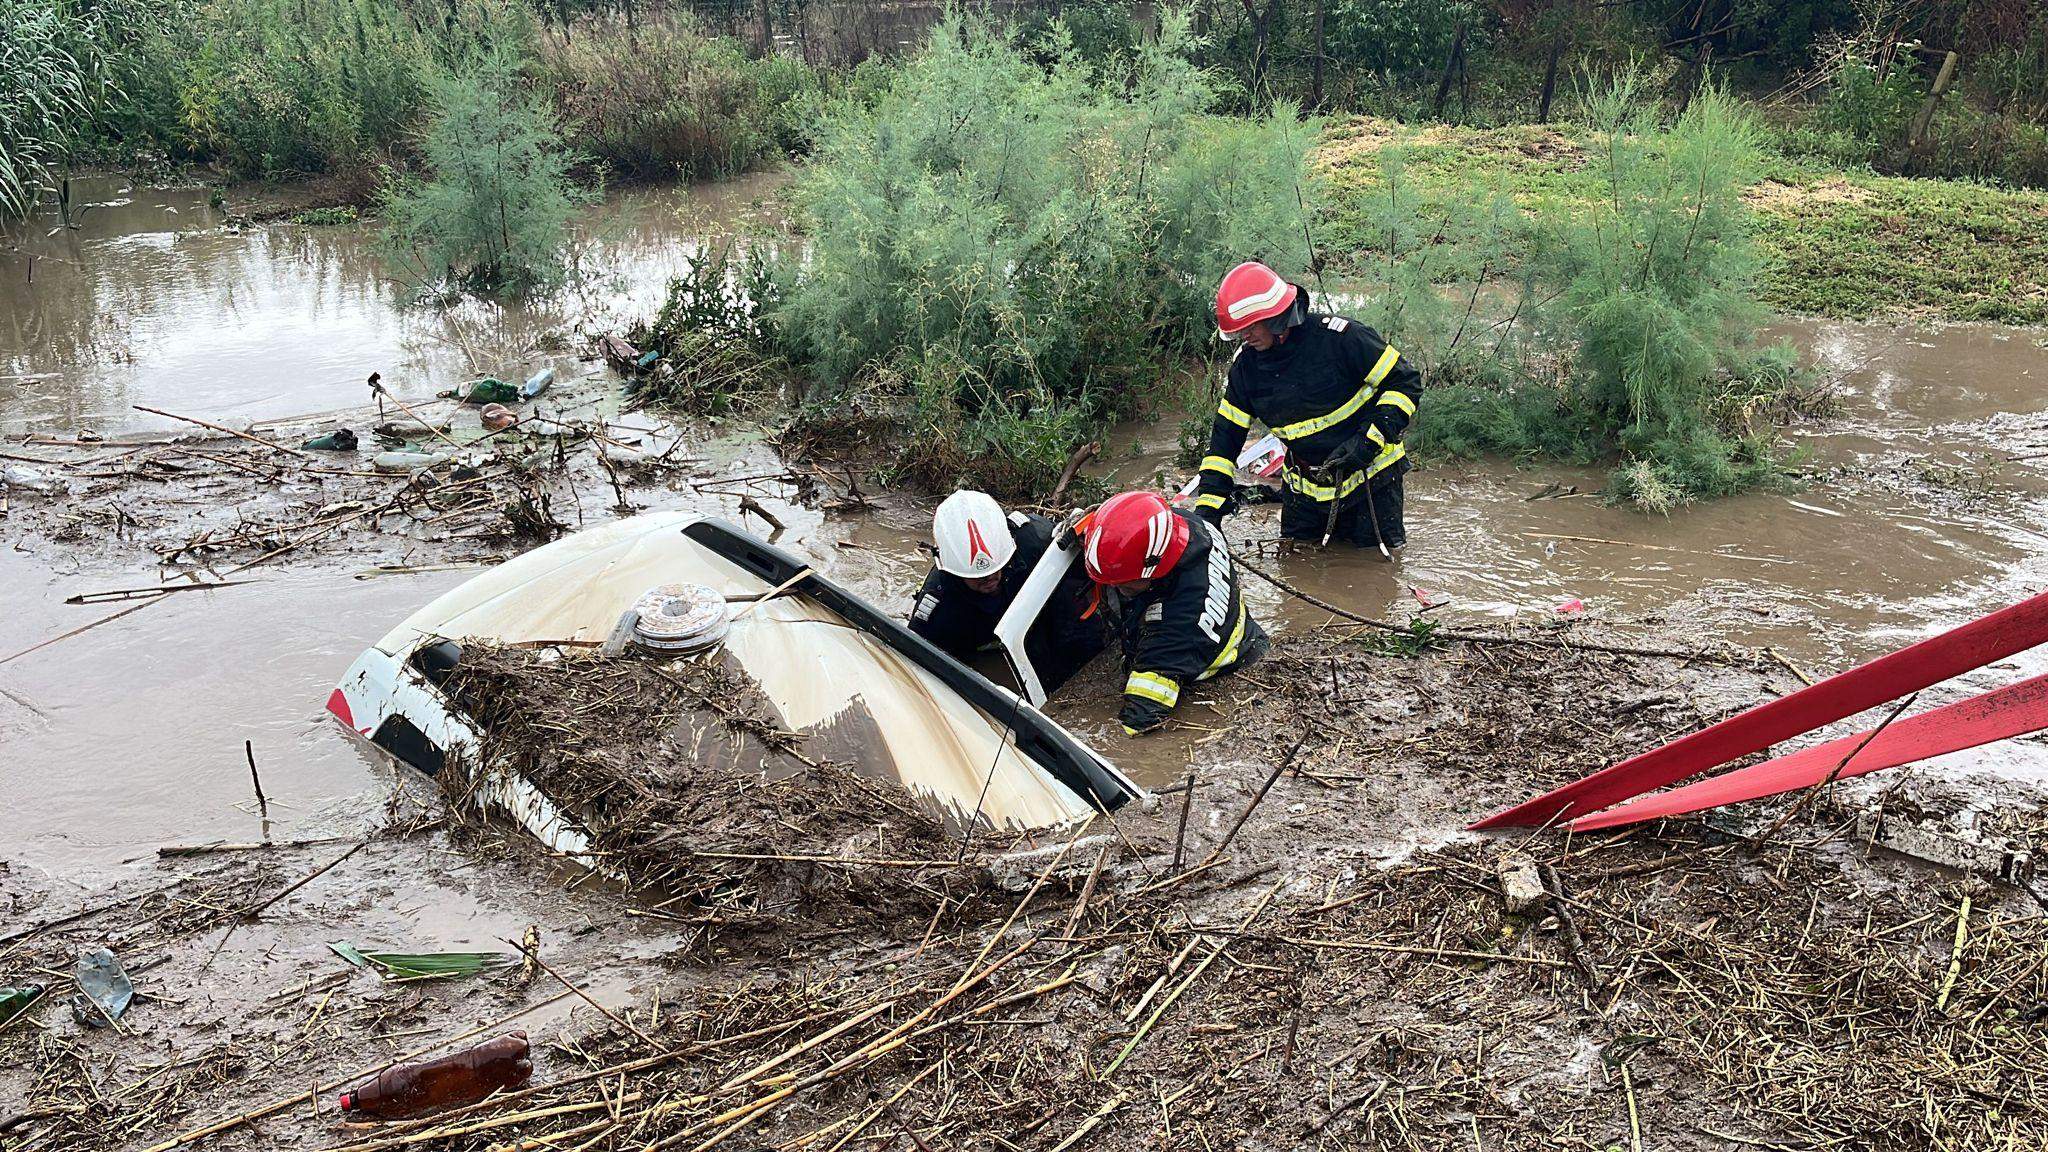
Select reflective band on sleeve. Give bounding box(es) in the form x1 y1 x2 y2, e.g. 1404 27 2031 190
1281 443 1407 502
1200 454 1235 476
1217 399 1252 428
1270 347 1403 442
1377 389 1416 416
1366 424 1386 447
1366 346 1402 387
1198 604 1248 680
1125 671 1181 707
1192 493 1226 511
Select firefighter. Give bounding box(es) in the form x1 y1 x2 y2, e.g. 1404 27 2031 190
909 490 1106 695
1193 261 1422 553
1080 489 1267 735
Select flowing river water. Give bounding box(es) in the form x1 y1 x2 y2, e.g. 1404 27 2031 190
4 173 2048 921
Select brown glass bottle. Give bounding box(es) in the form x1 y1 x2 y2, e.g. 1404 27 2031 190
338 1031 532 1119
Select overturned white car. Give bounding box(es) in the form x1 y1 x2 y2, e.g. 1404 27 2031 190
327 513 1141 861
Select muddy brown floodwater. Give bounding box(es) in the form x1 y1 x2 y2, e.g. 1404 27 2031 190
0 173 786 437
4 175 2048 880
3 173 2048 1149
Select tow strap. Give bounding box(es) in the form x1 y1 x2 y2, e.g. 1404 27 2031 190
1471 589 2048 829
1565 672 2048 831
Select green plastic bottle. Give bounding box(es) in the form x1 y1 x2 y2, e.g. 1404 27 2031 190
460 378 518 405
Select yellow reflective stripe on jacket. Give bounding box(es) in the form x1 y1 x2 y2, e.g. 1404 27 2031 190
1365 423 1386 447
1191 492 1226 511
1125 671 1180 707
1197 603 1248 680
1281 442 1407 502
1217 399 1252 428
1377 389 1416 417
1268 346 1402 442
1200 454 1235 477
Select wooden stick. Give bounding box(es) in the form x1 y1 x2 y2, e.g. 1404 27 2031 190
244 740 270 832
507 937 662 1051
1201 737 1305 868
1521 532 1793 565
1277 935 1569 967
64 579 259 605
368 376 465 452
1047 441 1099 508
1171 771 1199 873
820 1061 944 1152
229 841 366 921
0 875 201 950
131 404 313 460
1048 1091 1128 1151
1063 844 1110 939
157 837 345 858
1101 886 1278 1078
1234 554 1762 667
1935 894 1972 1013
728 567 814 621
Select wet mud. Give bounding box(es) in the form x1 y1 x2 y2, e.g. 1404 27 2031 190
5 176 2048 1150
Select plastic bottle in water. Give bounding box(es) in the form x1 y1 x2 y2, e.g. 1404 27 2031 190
337 1031 532 1119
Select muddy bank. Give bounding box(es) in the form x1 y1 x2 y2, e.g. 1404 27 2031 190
6 628 2044 1151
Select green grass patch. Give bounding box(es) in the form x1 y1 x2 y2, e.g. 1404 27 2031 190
1748 167 2048 325
1314 114 2048 326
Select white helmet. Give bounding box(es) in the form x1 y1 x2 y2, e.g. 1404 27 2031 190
933 490 1015 578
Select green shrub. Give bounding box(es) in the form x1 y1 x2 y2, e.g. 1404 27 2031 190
1393 72 1792 510
767 10 1316 496
378 49 591 297
536 12 819 181
82 0 533 179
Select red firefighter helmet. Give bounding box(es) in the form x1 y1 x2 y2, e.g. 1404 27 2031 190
1082 491 1190 585
1215 261 1299 337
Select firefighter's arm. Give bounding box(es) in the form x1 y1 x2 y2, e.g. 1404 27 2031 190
1118 602 1210 736
1359 326 1421 441
906 569 984 662
1192 374 1253 524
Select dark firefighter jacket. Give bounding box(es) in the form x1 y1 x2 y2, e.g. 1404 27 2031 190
1193 297 1423 514
909 512 1105 695
1113 511 1266 734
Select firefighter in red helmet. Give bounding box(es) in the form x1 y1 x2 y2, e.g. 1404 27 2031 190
1195 261 1422 553
1078 490 1267 735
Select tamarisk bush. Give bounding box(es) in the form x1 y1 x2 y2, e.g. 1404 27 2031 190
770 10 1319 496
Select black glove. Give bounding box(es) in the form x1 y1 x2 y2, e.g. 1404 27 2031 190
1119 697 1169 736
1319 434 1374 482
1054 509 1086 552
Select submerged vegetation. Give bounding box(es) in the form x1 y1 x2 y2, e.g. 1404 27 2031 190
1342 75 1795 508
377 51 592 296
766 12 1318 497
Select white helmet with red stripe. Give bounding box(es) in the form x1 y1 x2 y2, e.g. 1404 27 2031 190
933 490 1016 578
1215 261 1300 337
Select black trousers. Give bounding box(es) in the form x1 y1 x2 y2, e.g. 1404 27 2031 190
1279 470 1406 550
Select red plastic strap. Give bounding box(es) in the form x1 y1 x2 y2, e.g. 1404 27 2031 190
1566 673 2048 831
1471 590 2048 829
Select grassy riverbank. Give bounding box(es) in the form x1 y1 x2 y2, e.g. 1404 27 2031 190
1314 114 2048 326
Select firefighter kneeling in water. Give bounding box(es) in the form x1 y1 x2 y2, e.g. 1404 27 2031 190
1079 490 1267 735
1193 261 1423 553
909 490 1106 695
